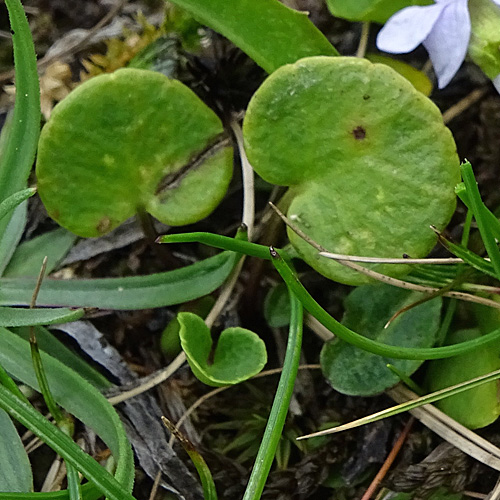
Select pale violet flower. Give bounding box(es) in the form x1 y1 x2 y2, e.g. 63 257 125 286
377 0 500 89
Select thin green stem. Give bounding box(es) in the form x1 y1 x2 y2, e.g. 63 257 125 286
161 232 500 360
162 417 217 500
243 281 303 500
270 248 500 360
158 232 274 260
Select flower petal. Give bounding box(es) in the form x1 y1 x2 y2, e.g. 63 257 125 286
492 0 500 6
376 3 446 54
423 0 470 88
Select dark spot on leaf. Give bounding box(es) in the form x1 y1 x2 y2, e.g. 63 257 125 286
363 94 370 100
352 126 366 140
97 217 112 234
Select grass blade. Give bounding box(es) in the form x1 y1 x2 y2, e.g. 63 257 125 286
0 329 135 499
1 0 40 195
0 188 36 224
0 252 237 309
460 162 500 279
0 408 33 493
298 368 500 439
0 307 84 327
0 384 135 500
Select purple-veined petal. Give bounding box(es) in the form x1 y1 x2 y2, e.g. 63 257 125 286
376 3 446 54
423 0 470 88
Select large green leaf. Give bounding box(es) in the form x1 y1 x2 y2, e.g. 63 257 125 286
243 57 459 285
165 0 338 73
321 284 442 396
0 252 236 309
37 68 232 237
0 409 32 493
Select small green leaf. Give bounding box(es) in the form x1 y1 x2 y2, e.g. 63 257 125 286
326 0 432 23
244 57 459 285
426 329 500 429
321 284 442 396
165 0 338 73
469 0 500 81
160 295 215 357
264 283 291 328
0 307 83 327
37 68 232 237
178 312 267 387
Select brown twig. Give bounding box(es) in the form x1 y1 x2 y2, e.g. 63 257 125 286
360 418 414 500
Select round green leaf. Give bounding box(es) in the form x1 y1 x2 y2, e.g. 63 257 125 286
243 57 459 285
320 284 442 396
426 329 500 429
36 68 232 237
178 312 267 387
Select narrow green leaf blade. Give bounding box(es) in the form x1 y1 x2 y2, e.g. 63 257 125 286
164 0 338 73
0 329 135 498
0 307 83 327
0 203 27 277
4 228 77 278
1 0 40 196
13 325 111 389
0 409 32 493
0 188 36 225
0 384 135 500
0 252 236 309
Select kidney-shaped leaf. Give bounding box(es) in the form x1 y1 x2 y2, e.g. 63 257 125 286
37 68 233 237
321 284 442 396
243 57 459 285
178 312 267 387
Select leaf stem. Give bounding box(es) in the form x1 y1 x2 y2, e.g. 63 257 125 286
270 248 500 360
242 277 303 500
